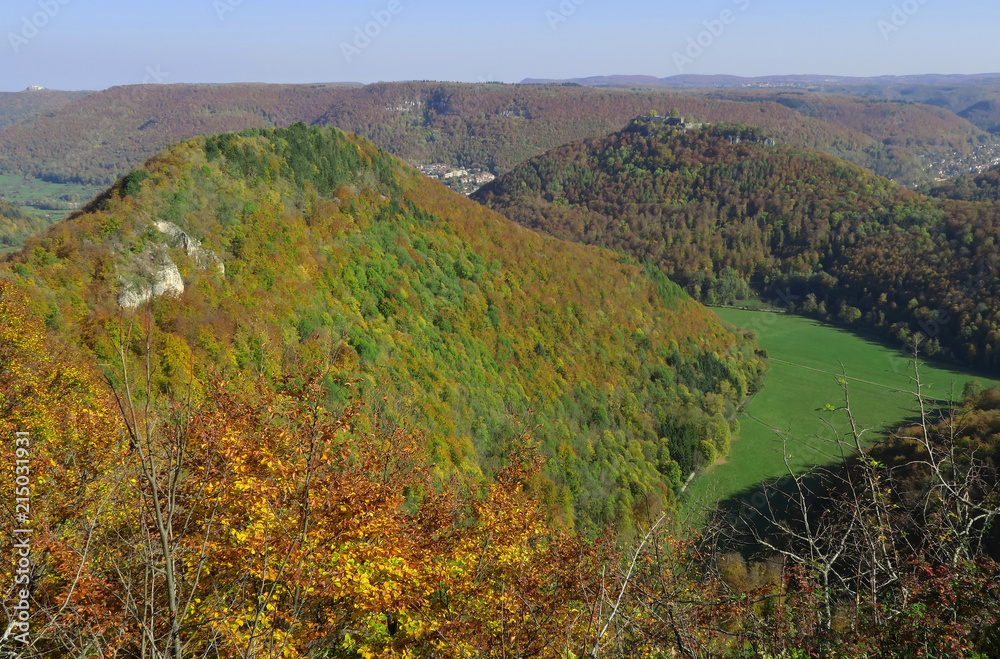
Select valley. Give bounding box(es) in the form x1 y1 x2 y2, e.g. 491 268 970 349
474 119 1000 373
3 70 1000 656
1 79 998 230
686 308 1000 509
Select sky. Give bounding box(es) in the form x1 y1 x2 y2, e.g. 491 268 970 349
0 0 997 92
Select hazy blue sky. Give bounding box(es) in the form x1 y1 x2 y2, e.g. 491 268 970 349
1 0 996 91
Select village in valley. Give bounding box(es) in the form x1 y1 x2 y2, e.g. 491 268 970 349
412 162 496 195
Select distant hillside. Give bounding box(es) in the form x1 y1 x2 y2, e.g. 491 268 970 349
473 120 1000 371
525 74 1000 135
921 165 1000 201
522 73 1000 89
313 82 932 184
7 123 764 533
0 83 352 185
0 82 950 189
806 82 1000 135
699 90 990 163
0 200 48 249
0 88 91 130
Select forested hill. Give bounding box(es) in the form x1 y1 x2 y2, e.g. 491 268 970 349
311 82 928 183
473 120 1000 372
0 82 951 187
5 122 764 533
922 165 1000 201
698 89 989 159
0 88 91 130
0 201 48 249
0 84 351 186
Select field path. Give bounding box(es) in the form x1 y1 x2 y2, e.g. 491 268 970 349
768 358 905 392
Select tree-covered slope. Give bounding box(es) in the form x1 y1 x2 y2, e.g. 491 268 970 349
0 89 91 130
0 82 941 188
5 123 764 533
701 90 990 158
473 120 1000 371
922 164 1000 202
0 200 49 249
0 251 602 658
314 82 929 183
0 84 351 186
817 81 1000 135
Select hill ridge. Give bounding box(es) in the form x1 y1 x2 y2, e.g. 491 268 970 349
6 122 765 532
473 120 1000 372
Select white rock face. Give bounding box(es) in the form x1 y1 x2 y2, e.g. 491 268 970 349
116 221 226 309
155 221 225 275
117 260 184 309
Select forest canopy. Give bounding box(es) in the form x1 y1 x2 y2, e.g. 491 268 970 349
5 123 765 535
474 120 1000 372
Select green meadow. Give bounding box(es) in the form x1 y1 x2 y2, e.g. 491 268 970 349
0 174 101 220
684 309 1000 511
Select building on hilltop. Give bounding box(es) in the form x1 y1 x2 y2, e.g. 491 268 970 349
648 116 686 126
636 115 706 134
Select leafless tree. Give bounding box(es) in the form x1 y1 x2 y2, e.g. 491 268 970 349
718 352 1000 640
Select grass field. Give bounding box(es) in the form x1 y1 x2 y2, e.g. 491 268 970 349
0 174 102 221
0 175 104 251
683 309 1000 513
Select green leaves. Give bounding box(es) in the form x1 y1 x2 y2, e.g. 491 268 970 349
6 121 764 537
120 169 149 198
476 118 1000 373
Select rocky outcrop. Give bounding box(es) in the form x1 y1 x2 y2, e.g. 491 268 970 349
117 252 184 308
155 221 225 275
116 221 225 308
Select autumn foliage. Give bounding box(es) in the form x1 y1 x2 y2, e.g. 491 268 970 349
0 283 602 656
2 120 1000 658
475 120 1000 372
6 124 765 533
0 81 967 189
